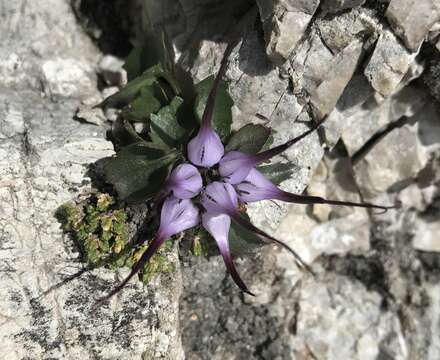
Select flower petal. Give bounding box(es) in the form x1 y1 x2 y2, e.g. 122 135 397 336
166 163 203 199
236 169 395 211
235 168 280 202
158 196 200 239
230 212 315 276
218 151 257 184
202 212 254 295
187 127 224 167
98 196 200 302
200 181 238 215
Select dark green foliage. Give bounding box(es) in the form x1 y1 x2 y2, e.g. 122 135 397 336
149 96 188 148
226 124 271 154
103 143 180 203
258 162 298 185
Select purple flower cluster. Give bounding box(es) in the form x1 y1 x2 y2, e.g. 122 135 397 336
101 44 394 302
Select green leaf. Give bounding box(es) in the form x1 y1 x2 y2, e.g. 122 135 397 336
225 124 271 154
257 162 298 185
194 76 233 140
150 96 188 148
103 143 180 203
110 117 145 149
125 86 162 122
100 64 179 109
124 31 175 81
229 218 265 256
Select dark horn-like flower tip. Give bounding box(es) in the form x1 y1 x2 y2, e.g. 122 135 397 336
230 213 315 277
96 236 165 304
254 116 328 163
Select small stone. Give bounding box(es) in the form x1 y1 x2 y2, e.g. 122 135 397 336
354 123 429 199
257 0 320 64
413 218 440 252
98 55 127 87
364 30 416 97
386 0 440 51
75 105 106 126
310 39 364 117
41 58 96 98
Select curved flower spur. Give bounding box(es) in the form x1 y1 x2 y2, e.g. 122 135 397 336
99 42 395 302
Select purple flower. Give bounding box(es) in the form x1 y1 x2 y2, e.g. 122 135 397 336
187 126 224 167
99 196 199 302
218 151 257 184
200 181 238 215
219 118 326 184
166 163 203 199
200 180 315 277
236 168 394 211
202 212 253 295
187 43 235 168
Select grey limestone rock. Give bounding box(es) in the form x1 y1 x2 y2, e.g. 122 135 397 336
386 0 440 51
0 1 184 359
3 0 440 358
321 0 366 14
364 29 416 98
257 0 321 64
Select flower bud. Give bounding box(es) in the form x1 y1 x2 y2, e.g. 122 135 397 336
166 163 203 199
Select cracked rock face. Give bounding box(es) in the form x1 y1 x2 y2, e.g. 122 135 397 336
2 0 440 359
0 1 183 359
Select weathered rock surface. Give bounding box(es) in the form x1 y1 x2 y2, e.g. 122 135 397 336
386 0 440 51
321 0 366 14
0 1 184 359
2 0 440 359
257 0 321 64
364 29 416 98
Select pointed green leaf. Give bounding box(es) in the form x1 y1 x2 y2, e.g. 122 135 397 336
150 96 188 148
257 162 298 185
194 76 233 140
229 218 265 256
100 64 179 109
104 143 180 203
110 117 145 149
125 86 162 122
226 124 271 154
124 31 175 81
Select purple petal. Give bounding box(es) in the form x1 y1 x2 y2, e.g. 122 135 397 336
237 169 395 211
202 212 254 295
187 43 234 168
200 181 238 215
218 151 257 184
158 196 200 239
235 168 280 202
187 127 224 167
200 43 235 127
98 196 200 303
166 163 203 199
